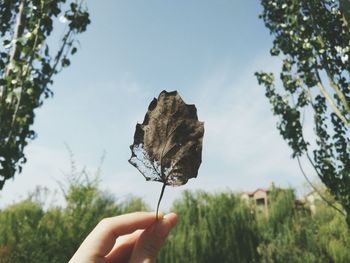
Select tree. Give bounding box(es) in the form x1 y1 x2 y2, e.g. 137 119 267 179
0 169 149 262
340 0 350 25
255 0 350 227
0 0 90 189
159 190 261 263
1 184 349 262
256 188 350 263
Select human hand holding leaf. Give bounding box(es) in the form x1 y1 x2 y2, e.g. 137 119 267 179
129 90 204 218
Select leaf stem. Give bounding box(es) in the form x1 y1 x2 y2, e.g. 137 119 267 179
156 182 166 220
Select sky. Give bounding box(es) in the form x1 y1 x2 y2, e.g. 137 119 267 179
0 1 318 211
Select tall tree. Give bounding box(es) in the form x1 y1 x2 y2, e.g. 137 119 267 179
159 191 260 263
255 0 350 227
0 0 90 189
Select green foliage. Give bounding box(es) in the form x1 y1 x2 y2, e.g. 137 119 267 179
340 0 350 26
158 188 350 263
258 189 321 263
159 190 261 263
258 188 350 263
314 201 350 262
1 179 349 262
0 172 148 262
0 0 90 189
255 0 350 226
0 200 44 262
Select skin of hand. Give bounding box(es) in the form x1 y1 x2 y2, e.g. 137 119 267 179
69 212 177 263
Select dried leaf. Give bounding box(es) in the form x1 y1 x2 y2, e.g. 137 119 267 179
129 90 204 216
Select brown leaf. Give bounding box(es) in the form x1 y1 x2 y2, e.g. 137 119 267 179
129 90 204 218
129 90 204 186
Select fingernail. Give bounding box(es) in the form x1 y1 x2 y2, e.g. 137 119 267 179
164 213 177 227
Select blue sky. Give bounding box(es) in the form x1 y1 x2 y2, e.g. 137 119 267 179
0 1 316 210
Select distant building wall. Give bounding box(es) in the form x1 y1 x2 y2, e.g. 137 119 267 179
241 186 323 216
241 188 270 215
304 191 322 215
253 189 269 215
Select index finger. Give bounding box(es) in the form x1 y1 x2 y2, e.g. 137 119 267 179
78 212 161 258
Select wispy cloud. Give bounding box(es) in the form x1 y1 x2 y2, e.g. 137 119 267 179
0 144 68 206
0 55 317 211
188 53 314 193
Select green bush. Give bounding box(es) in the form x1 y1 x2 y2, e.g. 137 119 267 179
159 190 260 263
257 189 350 263
1 180 349 262
0 173 148 262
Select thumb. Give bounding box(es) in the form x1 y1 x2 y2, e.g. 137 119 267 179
130 213 177 263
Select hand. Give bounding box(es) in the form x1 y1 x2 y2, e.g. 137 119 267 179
69 212 177 263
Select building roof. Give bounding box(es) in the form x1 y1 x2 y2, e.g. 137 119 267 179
242 188 270 197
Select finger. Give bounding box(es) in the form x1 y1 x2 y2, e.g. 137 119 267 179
105 230 143 263
130 213 177 263
72 212 160 260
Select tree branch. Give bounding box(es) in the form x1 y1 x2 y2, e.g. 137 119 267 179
325 70 350 118
297 156 346 216
6 1 43 147
340 0 350 29
1 0 27 103
314 71 350 128
6 0 26 70
302 86 346 216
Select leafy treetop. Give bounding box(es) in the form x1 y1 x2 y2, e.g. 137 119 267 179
0 0 90 189
255 0 350 226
